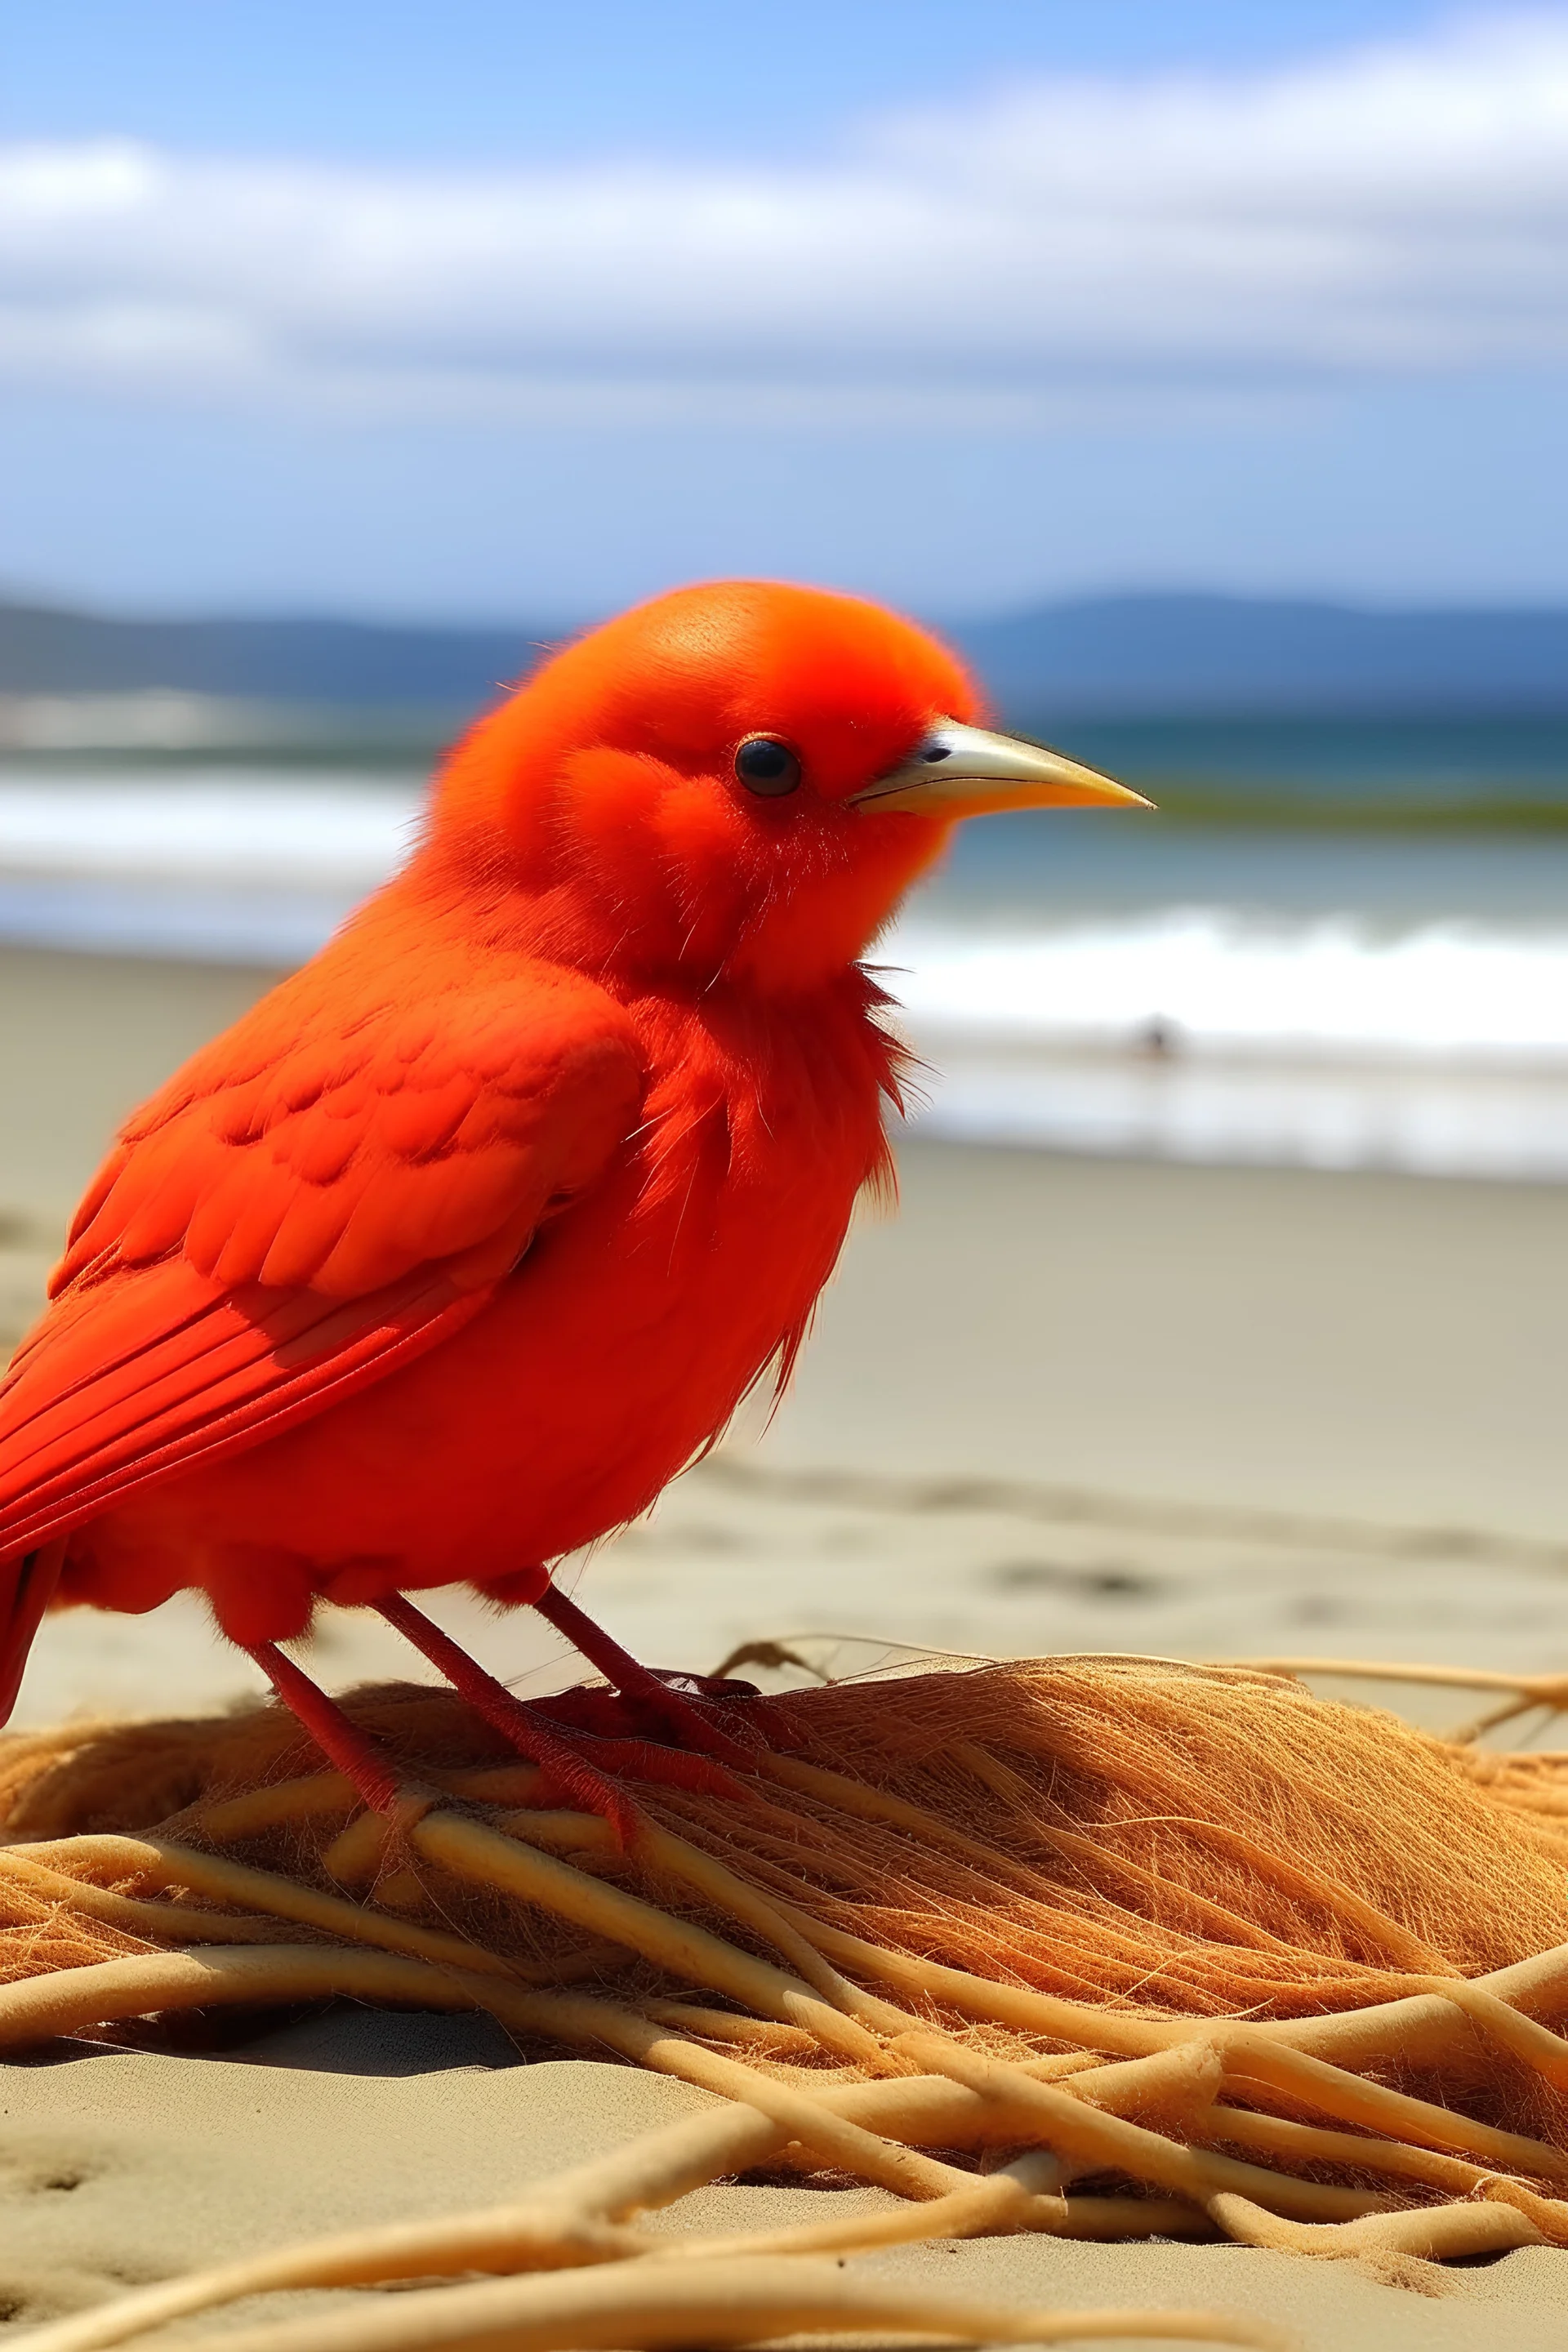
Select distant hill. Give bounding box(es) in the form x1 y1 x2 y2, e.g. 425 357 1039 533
0 601 559 705
2 590 1566 718
952 595 1568 718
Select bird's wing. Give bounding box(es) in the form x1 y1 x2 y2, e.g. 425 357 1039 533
0 944 644 1569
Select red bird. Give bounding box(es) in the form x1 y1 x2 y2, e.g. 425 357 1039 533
0 582 1141 1820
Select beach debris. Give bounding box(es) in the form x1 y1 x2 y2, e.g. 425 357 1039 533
2 1651 1568 2342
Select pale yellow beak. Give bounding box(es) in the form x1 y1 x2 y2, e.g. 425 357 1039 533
849 719 1152 818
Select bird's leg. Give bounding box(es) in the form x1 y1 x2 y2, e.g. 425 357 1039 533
247 1641 402 1815
531 1581 774 1764
372 1593 644 1843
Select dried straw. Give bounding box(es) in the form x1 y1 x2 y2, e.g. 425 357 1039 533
5 1650 1568 2345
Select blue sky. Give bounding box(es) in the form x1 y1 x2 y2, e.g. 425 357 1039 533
3 4 1459 159
3 3 1567 620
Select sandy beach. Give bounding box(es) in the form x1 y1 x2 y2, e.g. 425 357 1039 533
7 2025 1568 2352
7 941 1568 2348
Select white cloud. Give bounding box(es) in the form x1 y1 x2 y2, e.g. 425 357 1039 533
2 12 1567 422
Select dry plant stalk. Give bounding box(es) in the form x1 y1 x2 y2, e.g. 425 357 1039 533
1235 1652 1568 1746
6 1652 1568 2347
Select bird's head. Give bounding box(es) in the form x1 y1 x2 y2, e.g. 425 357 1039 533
430 580 1146 991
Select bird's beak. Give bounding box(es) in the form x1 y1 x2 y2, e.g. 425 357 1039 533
848 719 1152 818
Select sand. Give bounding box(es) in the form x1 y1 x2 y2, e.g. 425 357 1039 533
6 942 1568 2344
5 2016 1568 2350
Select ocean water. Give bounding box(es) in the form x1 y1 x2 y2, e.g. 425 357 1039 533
1045 712 1568 816
3 760 1568 1181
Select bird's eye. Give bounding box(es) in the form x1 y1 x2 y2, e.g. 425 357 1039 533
733 736 802 797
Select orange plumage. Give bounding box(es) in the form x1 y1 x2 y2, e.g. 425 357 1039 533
0 581 1138 1771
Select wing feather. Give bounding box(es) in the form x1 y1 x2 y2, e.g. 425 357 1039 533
0 1260 492 1559
0 921 644 1574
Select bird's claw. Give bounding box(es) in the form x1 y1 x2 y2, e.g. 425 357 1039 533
643 1668 804 1753
531 1665 800 1778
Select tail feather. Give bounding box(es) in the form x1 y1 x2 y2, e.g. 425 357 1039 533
0 1539 66 1728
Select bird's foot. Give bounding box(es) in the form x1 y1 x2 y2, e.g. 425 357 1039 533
249 1606 773 1847
669 1669 805 1753
529 1580 800 1763
374 1593 651 1844
536 1668 797 1758
528 1664 768 1768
